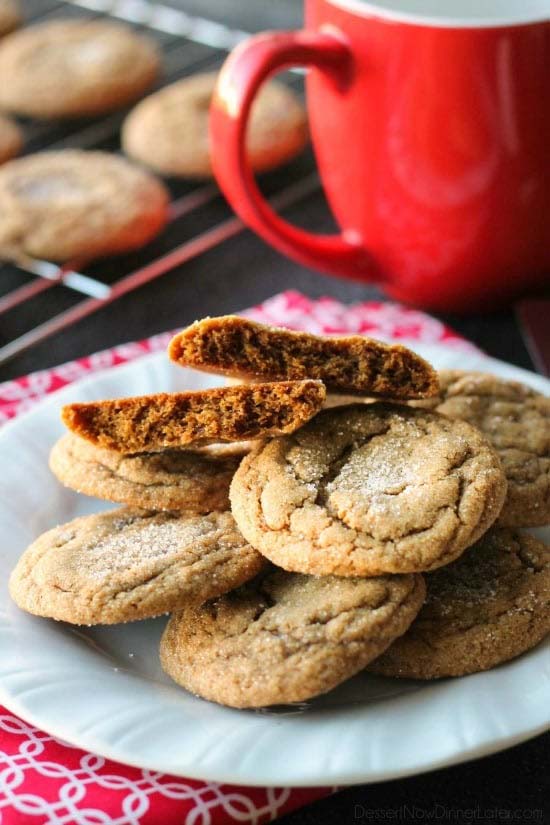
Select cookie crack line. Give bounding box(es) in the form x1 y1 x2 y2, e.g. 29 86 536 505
420 602 542 639
203 584 413 651
291 450 477 545
10 508 265 624
110 543 255 599
297 417 475 510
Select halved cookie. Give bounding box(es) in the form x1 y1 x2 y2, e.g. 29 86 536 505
49 432 248 512
230 404 507 576
160 567 425 707
9 508 264 624
61 380 326 453
168 315 439 400
368 528 550 678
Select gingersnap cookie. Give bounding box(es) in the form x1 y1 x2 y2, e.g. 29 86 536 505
230 404 507 577
0 114 22 165
422 371 550 527
49 432 247 512
0 0 20 37
160 567 425 707
169 316 439 400
0 19 159 118
61 380 326 454
122 72 308 178
369 529 550 679
9 508 264 625
0 150 168 262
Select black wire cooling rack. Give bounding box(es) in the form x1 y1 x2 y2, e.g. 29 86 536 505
0 0 320 368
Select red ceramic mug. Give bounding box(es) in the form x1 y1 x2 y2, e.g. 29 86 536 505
210 0 550 312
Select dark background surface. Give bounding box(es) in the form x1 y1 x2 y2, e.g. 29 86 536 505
1 1 549 822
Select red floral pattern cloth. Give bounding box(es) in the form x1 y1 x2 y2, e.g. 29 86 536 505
0 292 476 825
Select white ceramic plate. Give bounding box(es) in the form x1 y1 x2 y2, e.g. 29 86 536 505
0 343 549 787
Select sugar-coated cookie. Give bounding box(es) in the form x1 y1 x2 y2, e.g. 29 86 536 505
230 404 507 576
0 19 159 118
9 508 264 624
419 371 549 527
50 432 248 512
122 72 308 178
369 528 550 678
160 566 425 707
0 150 168 262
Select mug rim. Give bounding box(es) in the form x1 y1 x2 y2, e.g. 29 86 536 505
327 0 550 28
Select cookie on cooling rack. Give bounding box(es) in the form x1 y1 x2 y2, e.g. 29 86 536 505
0 150 168 262
122 72 308 178
0 19 160 118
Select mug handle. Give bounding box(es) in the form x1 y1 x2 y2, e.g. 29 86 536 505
209 30 377 280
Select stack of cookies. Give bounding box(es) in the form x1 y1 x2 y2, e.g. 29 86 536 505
9 317 550 708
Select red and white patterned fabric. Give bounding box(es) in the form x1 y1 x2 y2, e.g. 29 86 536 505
0 292 477 825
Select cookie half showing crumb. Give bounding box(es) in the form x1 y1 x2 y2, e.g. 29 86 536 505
417 371 549 528
122 72 308 178
0 19 159 118
0 150 168 262
230 404 507 577
168 315 439 399
50 432 248 512
368 528 550 679
61 380 326 453
160 567 425 707
9 508 265 625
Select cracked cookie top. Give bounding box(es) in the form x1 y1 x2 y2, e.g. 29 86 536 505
160 566 425 707
230 404 507 577
418 371 550 528
9 508 264 625
49 432 248 512
369 528 550 678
